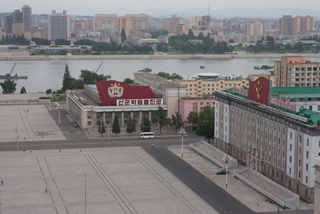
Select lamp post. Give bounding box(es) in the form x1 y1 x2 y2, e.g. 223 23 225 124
222 154 232 189
15 122 20 151
58 105 61 127
107 123 110 147
179 128 186 157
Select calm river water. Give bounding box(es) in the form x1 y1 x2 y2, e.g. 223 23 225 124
1 57 320 93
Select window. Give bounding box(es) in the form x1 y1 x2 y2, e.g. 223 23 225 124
318 105 320 111
87 121 92 126
306 151 309 159
290 132 292 139
306 164 308 171
290 156 292 163
306 176 308 183
307 139 309 146
290 144 292 151
289 167 291 174
212 84 214 86
87 111 92 118
309 106 312 110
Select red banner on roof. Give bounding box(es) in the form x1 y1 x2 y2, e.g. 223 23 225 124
96 81 156 106
247 77 270 105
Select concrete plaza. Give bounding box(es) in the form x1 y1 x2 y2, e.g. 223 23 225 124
0 147 216 214
0 104 65 143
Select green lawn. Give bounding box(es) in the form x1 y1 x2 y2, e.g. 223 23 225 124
50 94 66 102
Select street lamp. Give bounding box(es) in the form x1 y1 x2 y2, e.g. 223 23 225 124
107 123 110 147
222 154 232 189
58 105 61 127
15 122 20 151
179 128 186 157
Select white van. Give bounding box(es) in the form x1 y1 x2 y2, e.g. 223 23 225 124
140 132 154 139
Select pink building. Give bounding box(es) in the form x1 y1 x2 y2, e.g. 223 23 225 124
179 98 215 125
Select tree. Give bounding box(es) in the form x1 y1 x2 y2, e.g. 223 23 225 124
0 79 16 94
171 112 184 134
123 78 134 84
112 116 121 136
62 65 72 91
98 120 106 136
121 29 126 43
196 106 215 143
152 106 167 135
126 117 136 135
141 116 151 132
20 86 26 94
46 89 52 94
187 111 199 133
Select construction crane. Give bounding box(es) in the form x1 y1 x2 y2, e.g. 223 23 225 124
5 62 17 77
94 62 103 73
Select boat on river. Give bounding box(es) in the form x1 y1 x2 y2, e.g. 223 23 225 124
0 74 28 79
254 65 274 70
138 68 152 72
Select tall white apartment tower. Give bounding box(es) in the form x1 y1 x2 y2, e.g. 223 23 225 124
48 10 70 41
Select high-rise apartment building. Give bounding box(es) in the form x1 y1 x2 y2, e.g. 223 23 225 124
32 14 39 29
293 15 314 33
12 22 24 36
93 14 118 31
247 21 263 35
191 15 202 28
279 15 293 35
119 16 130 36
165 18 180 33
126 14 149 31
86 19 93 30
4 14 13 34
180 18 192 30
48 10 70 41
13 10 23 23
274 56 320 87
74 21 85 31
22 5 32 32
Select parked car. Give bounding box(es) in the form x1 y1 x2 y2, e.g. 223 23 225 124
73 123 78 128
217 169 229 175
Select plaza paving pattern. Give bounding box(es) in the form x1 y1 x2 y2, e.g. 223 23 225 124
0 147 216 214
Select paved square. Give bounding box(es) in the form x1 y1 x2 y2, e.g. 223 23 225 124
0 147 217 214
0 105 65 142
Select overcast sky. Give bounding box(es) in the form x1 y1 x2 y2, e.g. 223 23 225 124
2 0 320 16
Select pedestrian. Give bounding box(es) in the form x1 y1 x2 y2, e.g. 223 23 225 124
152 144 154 148
23 148 25 152
1 180 3 185
45 188 47 193
278 207 279 213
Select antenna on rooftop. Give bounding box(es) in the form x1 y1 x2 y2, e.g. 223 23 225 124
208 3 210 17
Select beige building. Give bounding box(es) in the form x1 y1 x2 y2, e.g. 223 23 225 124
74 21 85 31
12 22 24 37
86 19 94 30
293 15 314 33
274 56 320 87
247 21 262 35
93 14 118 31
173 78 249 98
125 14 149 31
24 29 47 40
119 16 130 36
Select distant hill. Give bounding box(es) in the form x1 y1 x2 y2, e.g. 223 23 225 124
147 7 320 19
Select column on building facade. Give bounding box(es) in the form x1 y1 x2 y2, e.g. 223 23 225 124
138 111 143 129
102 112 106 125
121 111 124 127
148 110 151 121
111 111 115 126
93 111 96 128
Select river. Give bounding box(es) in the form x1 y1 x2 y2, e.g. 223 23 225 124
1 57 320 93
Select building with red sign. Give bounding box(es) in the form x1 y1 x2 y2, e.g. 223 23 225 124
66 74 186 130
214 76 320 202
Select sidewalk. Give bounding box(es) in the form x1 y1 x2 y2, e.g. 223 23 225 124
167 145 314 213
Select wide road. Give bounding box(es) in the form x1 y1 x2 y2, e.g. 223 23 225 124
0 136 203 151
145 147 255 214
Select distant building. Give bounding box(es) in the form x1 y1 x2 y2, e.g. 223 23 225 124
13 10 23 23
4 14 13 34
22 5 32 32
126 14 149 31
74 21 85 31
12 22 24 37
48 11 70 41
279 15 293 35
86 19 93 30
247 21 262 35
165 18 180 34
119 16 130 36
93 14 118 31
274 56 320 87
293 15 314 33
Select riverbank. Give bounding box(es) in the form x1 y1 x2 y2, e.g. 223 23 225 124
0 51 319 61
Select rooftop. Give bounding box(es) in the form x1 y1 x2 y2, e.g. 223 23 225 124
134 72 186 88
272 87 320 99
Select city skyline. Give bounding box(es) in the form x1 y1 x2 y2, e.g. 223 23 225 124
1 0 320 17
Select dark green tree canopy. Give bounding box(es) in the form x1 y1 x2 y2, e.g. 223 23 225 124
0 79 17 94
98 121 106 136
152 106 167 135
79 70 107 84
171 112 185 134
121 29 126 43
62 65 72 91
141 116 151 132
123 78 134 84
126 117 136 135
112 116 121 136
20 86 26 94
196 106 215 143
